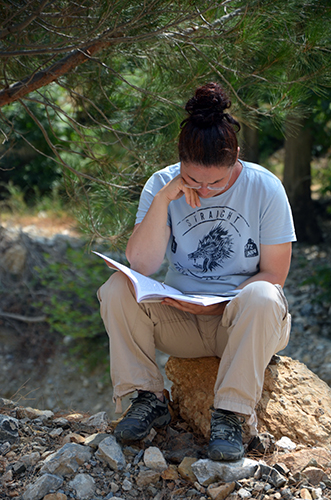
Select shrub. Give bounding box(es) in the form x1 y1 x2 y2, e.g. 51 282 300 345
33 246 116 371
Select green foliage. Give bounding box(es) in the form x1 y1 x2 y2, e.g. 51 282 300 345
0 181 27 214
1 0 331 244
33 247 114 370
0 88 68 202
303 265 331 304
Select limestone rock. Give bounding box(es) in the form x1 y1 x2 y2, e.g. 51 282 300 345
191 457 259 486
266 447 331 474
207 482 236 500
136 469 161 487
0 414 19 443
178 457 198 483
165 356 220 440
40 443 92 476
144 446 168 472
95 436 126 471
68 473 96 499
165 355 331 446
83 411 109 432
22 473 63 500
16 407 54 421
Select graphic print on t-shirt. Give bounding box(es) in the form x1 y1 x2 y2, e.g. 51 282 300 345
188 222 233 272
172 205 258 280
244 238 259 257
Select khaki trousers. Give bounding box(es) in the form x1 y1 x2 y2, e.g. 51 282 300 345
98 272 291 429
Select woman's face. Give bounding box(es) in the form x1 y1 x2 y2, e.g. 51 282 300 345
180 162 237 198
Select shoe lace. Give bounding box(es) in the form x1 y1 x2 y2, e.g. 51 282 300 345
210 410 244 442
126 392 159 420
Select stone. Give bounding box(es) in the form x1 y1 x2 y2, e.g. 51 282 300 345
207 482 236 500
13 461 27 474
161 465 179 481
178 457 198 483
271 447 331 475
95 436 126 471
300 488 312 500
0 441 11 455
274 462 290 476
238 487 252 498
275 436 297 451
144 446 168 472
84 432 109 448
136 469 161 487
50 428 63 438
22 473 63 500
110 481 120 493
0 398 16 409
53 417 69 427
44 495 67 500
122 478 132 491
1 468 13 483
191 457 259 486
247 432 275 454
165 356 331 446
84 411 109 432
302 466 329 486
40 443 92 476
16 407 54 421
259 464 287 488
0 414 19 443
311 487 323 499
68 473 95 500
61 432 85 444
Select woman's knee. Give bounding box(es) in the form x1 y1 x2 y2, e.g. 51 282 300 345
98 272 133 306
237 281 286 317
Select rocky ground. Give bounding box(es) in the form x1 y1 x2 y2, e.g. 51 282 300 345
1 214 331 499
1 393 331 500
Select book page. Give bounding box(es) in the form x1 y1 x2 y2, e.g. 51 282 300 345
92 251 181 301
93 251 239 306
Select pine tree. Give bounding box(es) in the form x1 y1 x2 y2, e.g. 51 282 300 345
0 0 330 243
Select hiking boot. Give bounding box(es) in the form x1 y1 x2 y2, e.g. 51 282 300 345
113 391 171 442
207 409 245 461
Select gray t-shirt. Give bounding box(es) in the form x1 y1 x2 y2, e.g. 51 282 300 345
135 161 296 293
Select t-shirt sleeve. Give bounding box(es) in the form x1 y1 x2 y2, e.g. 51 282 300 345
260 183 296 245
135 174 171 226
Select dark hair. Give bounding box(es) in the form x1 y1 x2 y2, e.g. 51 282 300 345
178 83 241 167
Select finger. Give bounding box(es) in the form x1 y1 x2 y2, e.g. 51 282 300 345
162 298 186 310
183 186 199 209
183 186 194 207
193 190 201 207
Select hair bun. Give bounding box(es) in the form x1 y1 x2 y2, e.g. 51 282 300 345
185 82 231 126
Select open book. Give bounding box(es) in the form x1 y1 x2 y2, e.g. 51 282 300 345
93 251 239 307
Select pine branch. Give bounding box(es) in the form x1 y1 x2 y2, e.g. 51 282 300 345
0 38 113 107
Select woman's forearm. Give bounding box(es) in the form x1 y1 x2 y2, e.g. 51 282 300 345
126 192 171 276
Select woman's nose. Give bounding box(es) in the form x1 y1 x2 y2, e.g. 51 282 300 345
199 186 210 195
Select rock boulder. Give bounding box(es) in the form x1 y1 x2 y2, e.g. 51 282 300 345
165 355 331 446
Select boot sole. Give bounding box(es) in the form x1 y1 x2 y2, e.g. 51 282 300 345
114 411 171 441
207 449 244 462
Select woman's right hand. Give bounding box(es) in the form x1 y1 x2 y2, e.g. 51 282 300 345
158 174 201 208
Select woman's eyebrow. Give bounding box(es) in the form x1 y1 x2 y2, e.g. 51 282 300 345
186 173 226 184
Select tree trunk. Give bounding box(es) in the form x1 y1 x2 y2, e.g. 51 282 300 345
240 123 259 163
283 115 323 243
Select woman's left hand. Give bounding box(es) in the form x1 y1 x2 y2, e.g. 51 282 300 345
162 298 228 316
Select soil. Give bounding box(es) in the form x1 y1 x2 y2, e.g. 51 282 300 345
0 212 81 238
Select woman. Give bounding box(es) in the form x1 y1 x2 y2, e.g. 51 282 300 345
98 82 296 461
